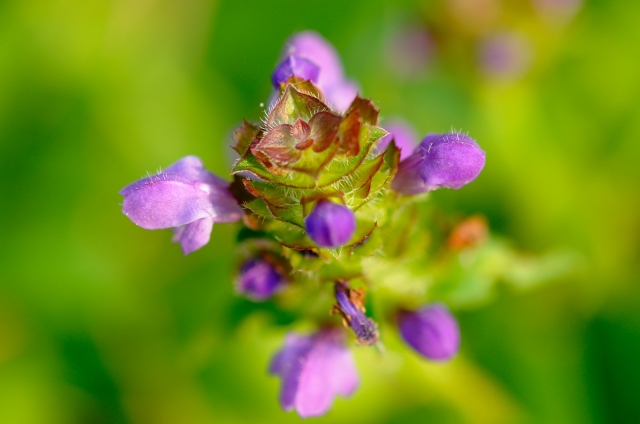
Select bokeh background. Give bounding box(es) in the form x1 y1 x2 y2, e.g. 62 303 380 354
1 0 639 423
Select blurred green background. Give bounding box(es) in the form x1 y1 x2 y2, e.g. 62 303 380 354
1 0 639 423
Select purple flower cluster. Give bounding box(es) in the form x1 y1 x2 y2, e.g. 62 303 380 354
118 31 479 419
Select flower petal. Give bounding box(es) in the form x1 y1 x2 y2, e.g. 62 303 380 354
173 217 214 255
269 334 314 411
296 330 358 418
285 31 344 90
121 175 215 229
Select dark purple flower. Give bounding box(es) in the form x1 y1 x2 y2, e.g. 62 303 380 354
304 200 356 248
397 303 460 361
236 258 285 301
271 55 320 88
333 282 379 346
270 328 358 418
391 133 485 195
277 31 359 111
120 156 243 255
377 119 419 160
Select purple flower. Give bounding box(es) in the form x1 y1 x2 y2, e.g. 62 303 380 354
120 156 243 255
272 56 320 88
304 200 356 248
270 328 358 418
333 282 379 346
377 119 419 160
275 31 359 111
397 303 460 361
236 258 285 301
391 133 485 195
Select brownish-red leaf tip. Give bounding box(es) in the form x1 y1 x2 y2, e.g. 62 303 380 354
232 120 260 156
346 96 379 126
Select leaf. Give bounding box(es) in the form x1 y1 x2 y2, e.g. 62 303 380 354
243 197 275 221
281 76 325 100
233 154 316 188
346 96 380 126
232 120 260 156
266 220 315 250
267 85 330 127
309 111 342 152
253 124 300 164
317 125 376 187
337 108 361 156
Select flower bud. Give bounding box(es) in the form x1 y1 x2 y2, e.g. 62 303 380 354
304 200 356 248
236 258 285 301
271 55 320 88
391 133 485 195
278 31 358 112
397 304 460 361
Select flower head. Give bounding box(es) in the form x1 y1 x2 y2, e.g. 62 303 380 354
270 328 358 418
236 258 285 301
275 31 358 111
397 303 460 361
120 156 243 255
391 133 485 195
305 200 356 248
333 282 379 346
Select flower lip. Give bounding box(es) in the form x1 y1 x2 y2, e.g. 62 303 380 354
333 281 379 346
120 156 243 254
269 327 359 418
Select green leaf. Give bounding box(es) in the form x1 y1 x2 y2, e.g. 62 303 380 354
267 86 330 127
233 154 316 188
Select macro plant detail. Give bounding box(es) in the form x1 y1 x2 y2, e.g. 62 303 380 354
120 31 488 417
